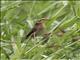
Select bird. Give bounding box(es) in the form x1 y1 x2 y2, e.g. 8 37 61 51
26 18 49 39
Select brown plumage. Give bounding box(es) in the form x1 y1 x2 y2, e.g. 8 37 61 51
26 18 48 39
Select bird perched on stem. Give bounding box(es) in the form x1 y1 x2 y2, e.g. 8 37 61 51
25 18 49 39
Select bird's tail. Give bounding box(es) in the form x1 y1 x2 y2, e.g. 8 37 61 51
21 31 33 43
25 31 33 39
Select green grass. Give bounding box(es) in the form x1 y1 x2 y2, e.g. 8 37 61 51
1 1 80 60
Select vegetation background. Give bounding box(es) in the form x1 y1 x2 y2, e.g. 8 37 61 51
1 0 80 60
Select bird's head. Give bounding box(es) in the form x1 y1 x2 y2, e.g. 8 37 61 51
37 17 49 24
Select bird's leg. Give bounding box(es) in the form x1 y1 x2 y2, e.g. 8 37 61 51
31 32 36 38
31 32 37 45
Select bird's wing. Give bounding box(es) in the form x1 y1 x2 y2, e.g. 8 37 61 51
26 22 41 39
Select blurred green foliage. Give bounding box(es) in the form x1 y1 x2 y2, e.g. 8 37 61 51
1 1 80 60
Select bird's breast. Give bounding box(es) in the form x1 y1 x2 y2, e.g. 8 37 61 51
37 24 44 30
